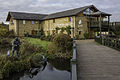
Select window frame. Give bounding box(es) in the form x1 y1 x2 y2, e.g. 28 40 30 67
53 19 55 23
69 17 71 22
23 20 26 24
32 21 34 24
11 19 14 25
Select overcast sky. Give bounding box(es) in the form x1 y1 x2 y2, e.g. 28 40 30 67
0 0 120 23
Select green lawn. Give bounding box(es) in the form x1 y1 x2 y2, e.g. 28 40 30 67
25 37 51 50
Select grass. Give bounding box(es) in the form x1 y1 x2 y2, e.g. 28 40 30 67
24 37 51 50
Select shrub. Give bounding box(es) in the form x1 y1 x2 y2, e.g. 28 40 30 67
20 42 36 56
0 70 3 80
60 27 66 33
30 53 43 67
84 32 89 39
53 33 73 53
65 26 71 36
0 26 8 37
0 25 15 38
2 61 13 78
0 38 11 48
6 30 15 38
55 27 60 34
48 43 56 54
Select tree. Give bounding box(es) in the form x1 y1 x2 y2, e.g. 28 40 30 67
110 26 120 38
60 27 66 33
55 27 60 34
65 25 71 36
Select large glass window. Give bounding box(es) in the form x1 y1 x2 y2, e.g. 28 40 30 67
23 20 26 24
32 21 34 24
83 8 93 14
69 17 71 22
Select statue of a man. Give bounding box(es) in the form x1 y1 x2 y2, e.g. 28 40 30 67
11 37 21 58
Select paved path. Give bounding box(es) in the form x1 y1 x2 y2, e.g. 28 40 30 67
76 40 120 80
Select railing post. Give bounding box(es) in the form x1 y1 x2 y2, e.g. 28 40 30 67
71 40 77 80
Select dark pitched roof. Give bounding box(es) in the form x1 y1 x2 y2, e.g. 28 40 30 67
43 5 99 20
6 12 48 21
6 5 100 21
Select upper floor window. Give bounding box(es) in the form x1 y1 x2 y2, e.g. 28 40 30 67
83 8 93 15
53 19 55 23
69 17 71 22
23 20 26 24
32 21 34 24
79 31 81 35
11 19 14 25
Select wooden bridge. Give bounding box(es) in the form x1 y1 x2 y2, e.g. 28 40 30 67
76 40 120 80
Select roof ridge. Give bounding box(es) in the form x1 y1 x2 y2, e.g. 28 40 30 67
9 11 48 15
48 5 92 15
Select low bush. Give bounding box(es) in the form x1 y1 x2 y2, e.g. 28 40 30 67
0 38 12 48
84 32 89 39
0 70 3 80
48 43 56 54
53 33 73 53
30 53 43 67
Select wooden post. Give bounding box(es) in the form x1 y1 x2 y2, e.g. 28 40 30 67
99 14 102 37
89 20 91 39
108 16 110 36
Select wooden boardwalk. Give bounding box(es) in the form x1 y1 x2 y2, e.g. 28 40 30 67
76 40 120 80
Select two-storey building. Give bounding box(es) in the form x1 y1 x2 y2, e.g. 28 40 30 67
6 5 111 38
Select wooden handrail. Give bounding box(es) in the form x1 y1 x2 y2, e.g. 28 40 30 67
95 37 120 50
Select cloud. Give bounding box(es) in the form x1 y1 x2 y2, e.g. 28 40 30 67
0 0 120 22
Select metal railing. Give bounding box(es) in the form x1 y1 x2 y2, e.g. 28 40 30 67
95 37 120 50
110 22 120 26
91 21 109 28
71 40 77 80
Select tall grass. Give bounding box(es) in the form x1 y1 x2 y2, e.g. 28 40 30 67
25 37 51 50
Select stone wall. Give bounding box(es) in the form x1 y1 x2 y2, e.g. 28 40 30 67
9 17 42 36
43 16 75 38
9 12 105 38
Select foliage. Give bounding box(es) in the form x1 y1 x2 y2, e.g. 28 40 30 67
55 26 72 35
0 38 12 49
53 33 73 53
30 53 43 67
48 43 56 54
6 30 15 38
65 26 71 36
25 37 51 51
111 26 120 38
0 37 72 79
55 27 60 34
0 70 3 80
60 27 66 33
0 26 8 37
0 25 15 38
84 32 89 39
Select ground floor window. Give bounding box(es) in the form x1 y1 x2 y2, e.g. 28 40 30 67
79 31 81 35
31 30 37 35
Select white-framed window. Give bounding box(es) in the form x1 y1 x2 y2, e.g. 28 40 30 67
69 17 71 22
79 20 82 24
32 21 34 24
83 8 93 14
23 20 26 24
11 19 14 25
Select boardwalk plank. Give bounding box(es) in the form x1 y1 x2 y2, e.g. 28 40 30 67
76 40 120 80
